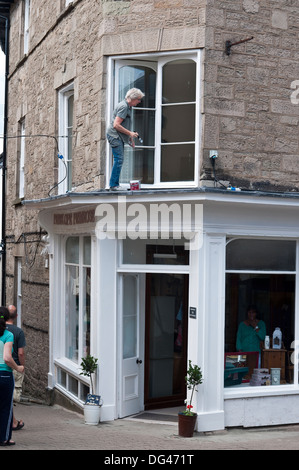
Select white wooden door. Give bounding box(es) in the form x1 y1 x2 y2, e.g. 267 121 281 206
119 274 145 418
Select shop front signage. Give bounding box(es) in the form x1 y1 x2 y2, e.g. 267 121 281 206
54 209 95 226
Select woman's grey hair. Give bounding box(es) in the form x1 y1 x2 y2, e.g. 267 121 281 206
125 88 145 100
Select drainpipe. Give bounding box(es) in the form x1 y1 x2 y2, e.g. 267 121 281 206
0 13 9 305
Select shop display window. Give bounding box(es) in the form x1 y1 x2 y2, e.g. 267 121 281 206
225 239 296 388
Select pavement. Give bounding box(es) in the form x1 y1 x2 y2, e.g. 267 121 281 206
3 399 299 452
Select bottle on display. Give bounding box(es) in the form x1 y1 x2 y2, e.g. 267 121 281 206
264 336 270 349
272 327 282 349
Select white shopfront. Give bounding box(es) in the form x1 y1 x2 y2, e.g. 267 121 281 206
26 188 299 432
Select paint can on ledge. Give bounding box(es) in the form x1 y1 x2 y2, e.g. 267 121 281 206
130 180 141 190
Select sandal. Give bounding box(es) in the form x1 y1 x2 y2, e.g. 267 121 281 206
0 440 16 446
12 420 24 431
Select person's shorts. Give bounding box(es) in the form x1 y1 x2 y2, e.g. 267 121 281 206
13 370 24 403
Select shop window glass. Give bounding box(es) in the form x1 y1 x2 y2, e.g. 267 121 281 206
226 239 296 271
225 239 296 388
66 237 79 264
65 236 91 363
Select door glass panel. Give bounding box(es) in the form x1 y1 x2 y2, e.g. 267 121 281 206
148 273 186 399
123 275 137 359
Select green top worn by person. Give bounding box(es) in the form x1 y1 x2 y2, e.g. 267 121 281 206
236 305 266 352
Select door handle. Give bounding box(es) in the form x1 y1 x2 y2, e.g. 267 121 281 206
136 359 142 364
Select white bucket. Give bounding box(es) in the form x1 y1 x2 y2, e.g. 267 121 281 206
84 404 101 425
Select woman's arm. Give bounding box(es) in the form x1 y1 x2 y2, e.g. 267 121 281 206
256 320 266 340
4 342 24 374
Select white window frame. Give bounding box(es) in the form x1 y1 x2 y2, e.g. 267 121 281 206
24 0 30 55
106 50 202 189
58 83 74 194
19 119 25 199
16 258 22 328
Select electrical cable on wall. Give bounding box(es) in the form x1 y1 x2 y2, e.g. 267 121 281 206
0 133 68 196
210 154 227 189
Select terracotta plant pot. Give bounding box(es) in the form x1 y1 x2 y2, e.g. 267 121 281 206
178 412 197 437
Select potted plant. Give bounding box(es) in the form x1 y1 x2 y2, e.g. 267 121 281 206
178 360 203 437
80 355 102 425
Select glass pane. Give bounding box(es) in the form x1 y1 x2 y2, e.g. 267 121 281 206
83 236 91 265
67 94 74 158
161 144 194 182
162 60 196 104
80 382 90 402
226 239 296 271
225 273 295 385
120 147 154 184
148 273 186 398
123 276 137 359
66 237 79 264
67 160 72 192
131 109 155 146
83 267 91 356
162 104 195 143
122 240 189 265
119 65 156 108
57 368 67 388
68 375 78 395
65 265 79 362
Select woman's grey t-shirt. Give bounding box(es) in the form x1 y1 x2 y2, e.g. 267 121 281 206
107 99 131 144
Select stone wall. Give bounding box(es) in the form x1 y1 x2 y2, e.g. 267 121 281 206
203 0 299 191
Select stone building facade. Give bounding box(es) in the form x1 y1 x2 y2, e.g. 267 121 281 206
2 0 299 430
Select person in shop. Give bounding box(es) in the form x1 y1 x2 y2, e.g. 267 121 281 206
0 307 25 446
236 305 266 353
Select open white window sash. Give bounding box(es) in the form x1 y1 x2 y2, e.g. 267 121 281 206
112 52 201 188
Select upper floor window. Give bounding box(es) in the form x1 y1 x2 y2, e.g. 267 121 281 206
58 83 74 193
23 0 30 54
108 51 201 188
18 118 25 199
